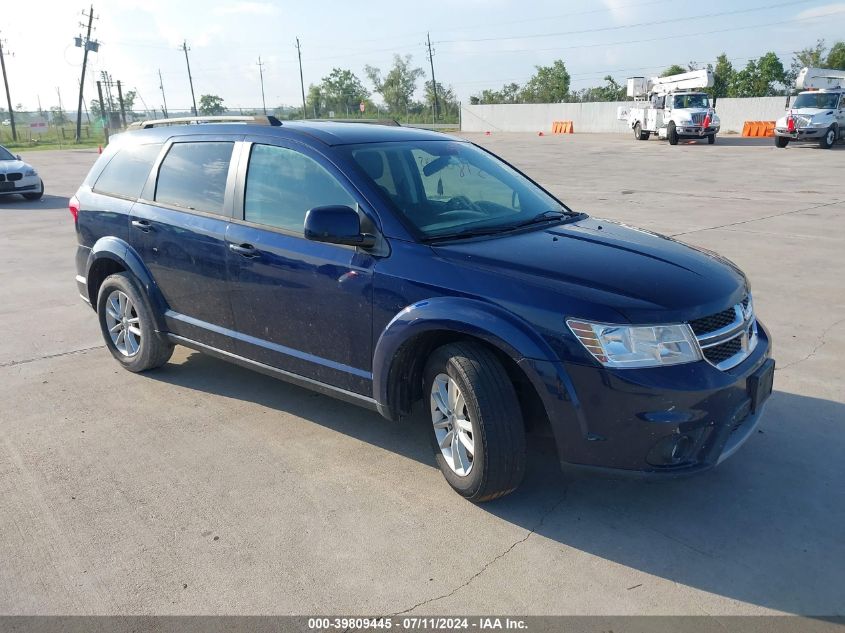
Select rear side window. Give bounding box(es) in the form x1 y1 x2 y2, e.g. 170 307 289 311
244 144 355 232
155 142 234 214
93 143 162 199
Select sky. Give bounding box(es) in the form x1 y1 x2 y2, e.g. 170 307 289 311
1 0 845 114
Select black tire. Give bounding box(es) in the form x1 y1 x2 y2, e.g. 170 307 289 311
96 272 173 372
22 179 44 200
820 126 836 149
423 342 526 502
633 123 648 141
668 122 679 145
775 136 789 148
707 134 716 145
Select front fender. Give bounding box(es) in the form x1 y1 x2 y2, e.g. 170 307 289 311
86 237 168 331
372 297 586 435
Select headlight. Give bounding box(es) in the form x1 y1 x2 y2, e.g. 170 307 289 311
567 320 702 368
810 118 829 128
24 168 37 176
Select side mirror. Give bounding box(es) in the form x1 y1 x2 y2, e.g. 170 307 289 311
304 205 375 248
15 154 22 161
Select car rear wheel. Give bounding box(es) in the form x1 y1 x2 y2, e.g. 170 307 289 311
820 126 836 149
775 136 789 148
22 180 43 200
97 272 173 372
634 123 648 141
424 342 526 502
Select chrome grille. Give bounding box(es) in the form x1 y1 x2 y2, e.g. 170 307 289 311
691 113 706 125
689 296 757 371
5 173 22 182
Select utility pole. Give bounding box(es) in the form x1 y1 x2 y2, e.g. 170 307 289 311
425 32 439 122
74 6 98 142
96 79 108 143
116 80 126 128
295 38 306 119
0 36 15 141
180 40 197 115
257 56 267 115
158 69 168 118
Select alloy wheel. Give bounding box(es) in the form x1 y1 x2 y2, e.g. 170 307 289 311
104 290 142 357
430 373 475 476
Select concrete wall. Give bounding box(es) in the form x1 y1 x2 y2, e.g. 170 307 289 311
460 96 789 134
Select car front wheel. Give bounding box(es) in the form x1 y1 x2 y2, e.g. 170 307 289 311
424 342 526 502
97 272 173 372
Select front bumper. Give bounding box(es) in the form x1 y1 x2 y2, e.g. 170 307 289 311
775 127 824 140
0 174 40 195
676 125 720 136
527 323 773 476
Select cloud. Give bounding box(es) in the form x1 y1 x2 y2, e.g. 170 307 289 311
796 2 845 19
212 2 279 16
601 0 635 23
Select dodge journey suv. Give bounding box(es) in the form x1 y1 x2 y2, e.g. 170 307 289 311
73 116 774 501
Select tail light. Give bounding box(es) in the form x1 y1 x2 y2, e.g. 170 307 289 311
69 195 80 222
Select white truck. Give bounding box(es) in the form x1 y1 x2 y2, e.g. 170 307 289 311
619 69 720 145
775 67 845 149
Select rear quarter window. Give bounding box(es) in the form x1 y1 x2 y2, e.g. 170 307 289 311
154 142 234 214
93 143 163 199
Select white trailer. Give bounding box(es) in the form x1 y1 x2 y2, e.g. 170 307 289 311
774 67 845 149
618 69 720 145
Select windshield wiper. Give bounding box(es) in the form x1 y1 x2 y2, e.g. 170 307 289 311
424 210 573 243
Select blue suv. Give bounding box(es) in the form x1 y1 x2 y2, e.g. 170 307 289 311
73 116 774 501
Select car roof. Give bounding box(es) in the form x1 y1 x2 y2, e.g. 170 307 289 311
118 121 461 147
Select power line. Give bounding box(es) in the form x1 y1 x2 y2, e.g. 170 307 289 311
181 40 197 115
433 0 817 45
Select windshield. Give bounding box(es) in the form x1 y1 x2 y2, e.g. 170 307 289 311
792 92 840 110
672 94 710 109
345 140 570 240
0 146 15 161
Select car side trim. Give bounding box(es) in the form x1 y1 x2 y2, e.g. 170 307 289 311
167 334 380 411
165 310 373 380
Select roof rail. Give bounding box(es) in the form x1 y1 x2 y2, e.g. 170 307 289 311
304 118 402 127
127 115 282 130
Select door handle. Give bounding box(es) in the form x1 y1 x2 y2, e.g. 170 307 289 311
131 219 152 232
229 243 259 257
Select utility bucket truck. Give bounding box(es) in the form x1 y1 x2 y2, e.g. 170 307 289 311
618 69 720 145
775 67 845 149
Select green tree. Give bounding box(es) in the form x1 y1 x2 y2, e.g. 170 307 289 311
320 68 369 116
305 84 323 118
471 82 522 105
365 55 424 114
90 99 102 120
729 53 785 97
661 64 687 77
827 41 845 69
577 75 626 102
199 94 225 115
49 106 68 126
520 60 571 103
424 80 458 115
122 90 137 112
710 53 734 101
786 40 826 86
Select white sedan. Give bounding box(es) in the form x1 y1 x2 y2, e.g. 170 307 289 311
0 145 44 200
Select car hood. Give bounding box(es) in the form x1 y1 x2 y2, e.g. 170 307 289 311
0 159 29 174
432 217 747 323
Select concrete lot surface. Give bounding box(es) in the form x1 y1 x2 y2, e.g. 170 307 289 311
1 135 843 616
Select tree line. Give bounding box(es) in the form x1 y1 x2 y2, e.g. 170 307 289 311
470 40 845 105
